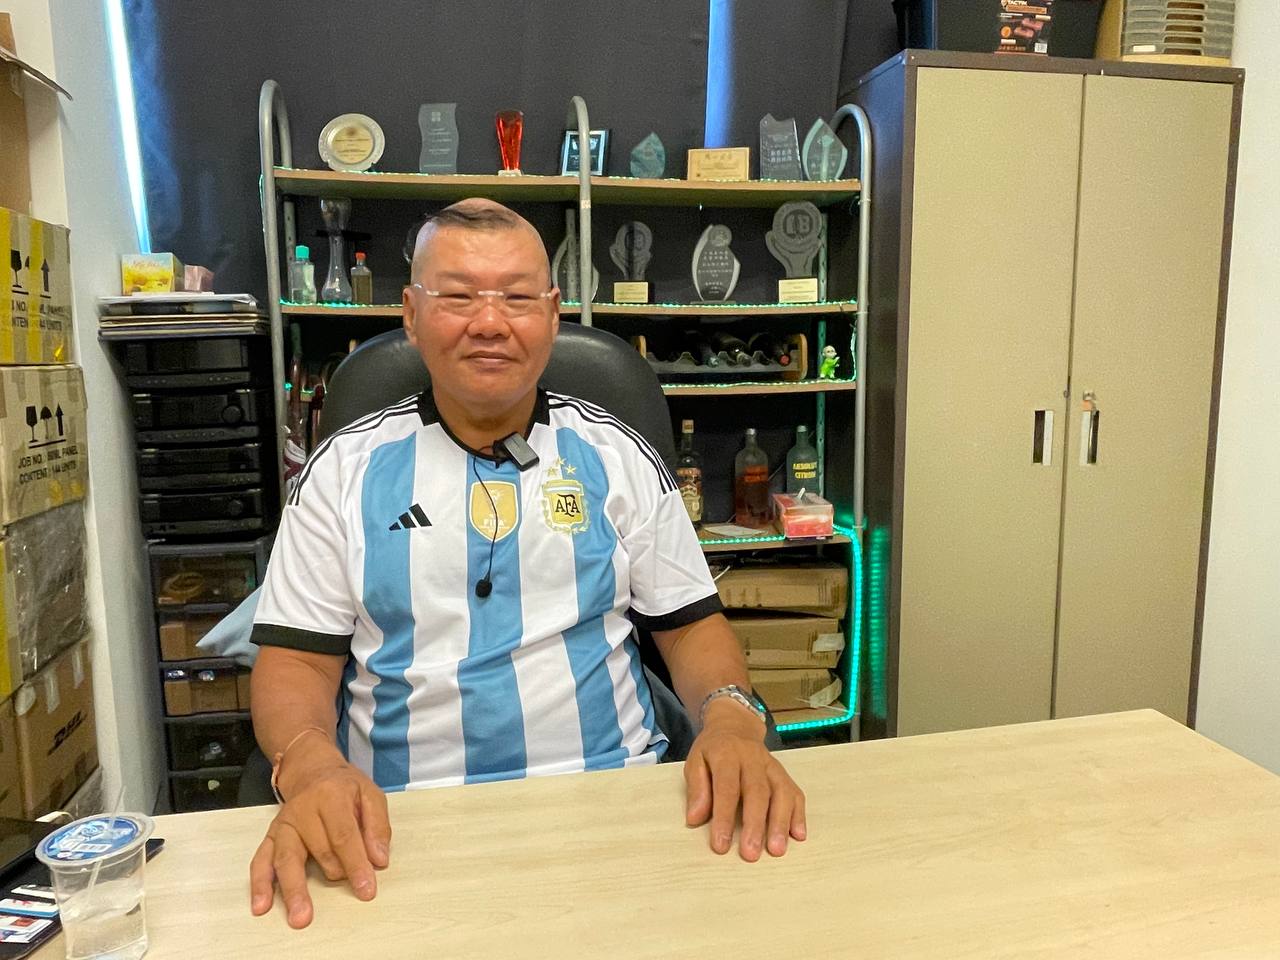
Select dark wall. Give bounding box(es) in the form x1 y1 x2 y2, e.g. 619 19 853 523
707 0 899 154
127 0 900 299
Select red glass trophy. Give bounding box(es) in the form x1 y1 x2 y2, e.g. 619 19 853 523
495 110 524 176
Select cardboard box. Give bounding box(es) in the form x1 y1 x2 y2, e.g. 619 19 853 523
236 670 251 712
730 615 844 669
1 208 74 364
0 365 88 526
121 253 185 294
715 562 848 618
14 637 98 818
0 502 88 698
158 612 223 661
0 15 71 213
0 696 21 818
163 666 248 716
750 668 842 712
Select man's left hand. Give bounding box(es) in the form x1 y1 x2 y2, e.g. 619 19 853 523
683 699 807 861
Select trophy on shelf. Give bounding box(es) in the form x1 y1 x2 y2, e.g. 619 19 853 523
495 110 524 176
551 208 599 303
759 114 803 181
319 197 353 302
560 129 610 176
766 201 823 303
418 103 459 175
629 132 667 178
609 222 653 303
318 113 385 173
802 118 848 181
691 224 740 302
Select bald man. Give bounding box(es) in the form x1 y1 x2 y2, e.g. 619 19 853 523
248 200 805 929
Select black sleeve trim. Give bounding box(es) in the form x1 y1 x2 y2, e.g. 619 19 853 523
630 593 724 634
252 623 353 656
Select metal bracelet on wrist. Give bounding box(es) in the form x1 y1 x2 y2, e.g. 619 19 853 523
698 684 767 729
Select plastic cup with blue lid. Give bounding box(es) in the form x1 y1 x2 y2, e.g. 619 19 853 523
35 814 155 960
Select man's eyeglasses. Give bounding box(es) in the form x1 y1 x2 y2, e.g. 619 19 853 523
411 283 555 318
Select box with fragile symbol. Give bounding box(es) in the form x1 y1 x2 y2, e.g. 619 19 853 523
1 208 73 365
0 365 87 527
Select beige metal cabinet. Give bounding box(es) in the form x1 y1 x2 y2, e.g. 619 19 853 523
851 52 1241 737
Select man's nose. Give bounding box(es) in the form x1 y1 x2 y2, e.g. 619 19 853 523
467 302 511 337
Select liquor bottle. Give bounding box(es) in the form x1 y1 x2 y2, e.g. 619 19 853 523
786 424 819 493
734 428 770 528
710 331 752 366
350 251 373 303
675 419 703 524
747 331 791 366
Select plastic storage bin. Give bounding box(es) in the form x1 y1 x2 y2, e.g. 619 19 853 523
163 666 247 716
151 552 257 607
170 769 243 813
167 715 255 771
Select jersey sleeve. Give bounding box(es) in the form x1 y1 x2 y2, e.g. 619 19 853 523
621 467 724 634
252 449 357 656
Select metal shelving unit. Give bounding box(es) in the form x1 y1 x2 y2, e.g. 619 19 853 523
257 81 872 736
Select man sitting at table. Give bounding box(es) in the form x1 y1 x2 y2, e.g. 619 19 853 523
248 199 807 929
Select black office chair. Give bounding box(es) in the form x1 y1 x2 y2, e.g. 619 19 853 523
238 324 778 806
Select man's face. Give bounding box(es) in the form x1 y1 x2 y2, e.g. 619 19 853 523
404 225 559 414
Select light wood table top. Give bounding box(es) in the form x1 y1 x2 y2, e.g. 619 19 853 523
38 710 1280 958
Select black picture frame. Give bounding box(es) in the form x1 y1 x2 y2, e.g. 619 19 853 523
560 129 610 176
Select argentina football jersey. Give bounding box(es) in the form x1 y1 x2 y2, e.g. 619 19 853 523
253 389 722 791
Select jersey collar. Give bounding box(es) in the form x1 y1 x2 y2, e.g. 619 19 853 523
416 386 550 462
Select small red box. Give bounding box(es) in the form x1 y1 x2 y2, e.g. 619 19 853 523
771 491 834 539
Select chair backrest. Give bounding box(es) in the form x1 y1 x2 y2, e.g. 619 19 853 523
318 323 676 467
313 321 706 757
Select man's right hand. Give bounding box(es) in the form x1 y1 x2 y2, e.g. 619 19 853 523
248 737 392 929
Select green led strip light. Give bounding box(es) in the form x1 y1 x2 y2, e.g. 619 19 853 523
775 523 863 734
702 533 788 547
280 300 397 309
663 378 856 391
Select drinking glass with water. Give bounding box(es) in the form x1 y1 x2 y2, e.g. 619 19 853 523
35 814 154 960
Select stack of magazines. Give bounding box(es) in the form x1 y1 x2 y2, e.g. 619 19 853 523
97 293 268 339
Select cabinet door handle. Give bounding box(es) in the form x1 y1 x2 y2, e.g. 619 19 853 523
1032 409 1054 466
1079 392 1099 466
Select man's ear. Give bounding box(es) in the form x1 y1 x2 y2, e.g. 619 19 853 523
403 288 418 346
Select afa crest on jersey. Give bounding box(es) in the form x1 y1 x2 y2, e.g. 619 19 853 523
542 458 589 534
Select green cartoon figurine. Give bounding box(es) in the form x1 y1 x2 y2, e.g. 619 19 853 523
818 344 839 379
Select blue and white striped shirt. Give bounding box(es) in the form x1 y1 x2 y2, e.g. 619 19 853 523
253 389 721 790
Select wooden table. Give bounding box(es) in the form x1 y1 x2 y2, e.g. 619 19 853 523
37 710 1280 958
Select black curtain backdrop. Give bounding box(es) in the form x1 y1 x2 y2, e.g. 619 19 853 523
707 0 898 153
126 0 899 301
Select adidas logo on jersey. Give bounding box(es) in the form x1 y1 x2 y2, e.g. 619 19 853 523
388 503 432 531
